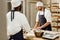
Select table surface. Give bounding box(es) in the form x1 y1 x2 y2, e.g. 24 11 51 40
24 33 60 40
24 30 60 40
24 37 60 40
32 38 59 40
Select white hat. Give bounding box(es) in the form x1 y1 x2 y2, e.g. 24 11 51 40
36 1 43 7
11 0 22 10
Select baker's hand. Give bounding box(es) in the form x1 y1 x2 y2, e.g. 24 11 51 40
33 27 41 30
37 27 42 29
33 27 38 30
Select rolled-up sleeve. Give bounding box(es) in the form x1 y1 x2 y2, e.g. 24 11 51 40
36 12 39 22
21 14 31 32
45 9 52 23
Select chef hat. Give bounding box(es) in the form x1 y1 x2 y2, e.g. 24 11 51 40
11 0 22 10
36 1 43 7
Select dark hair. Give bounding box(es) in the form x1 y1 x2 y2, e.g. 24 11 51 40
14 4 22 11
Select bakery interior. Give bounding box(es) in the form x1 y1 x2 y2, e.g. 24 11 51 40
0 0 60 40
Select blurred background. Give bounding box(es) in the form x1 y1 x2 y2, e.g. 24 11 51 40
0 0 60 40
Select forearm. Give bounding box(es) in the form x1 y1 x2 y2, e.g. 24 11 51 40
34 22 39 28
40 22 51 29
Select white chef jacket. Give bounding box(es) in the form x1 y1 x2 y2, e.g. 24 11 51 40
6 11 31 36
36 8 52 23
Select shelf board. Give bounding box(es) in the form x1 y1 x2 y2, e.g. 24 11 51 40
51 6 58 7
52 12 60 14
52 20 60 23
51 3 59 4
52 26 60 28
52 15 60 17
51 11 60 13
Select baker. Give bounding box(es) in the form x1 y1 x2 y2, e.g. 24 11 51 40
34 1 52 31
6 0 31 40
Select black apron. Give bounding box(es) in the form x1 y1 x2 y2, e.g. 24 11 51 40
9 29 24 40
9 10 24 40
39 10 52 31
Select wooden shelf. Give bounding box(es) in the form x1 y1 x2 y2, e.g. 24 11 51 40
51 3 59 4
52 20 60 23
51 6 59 8
51 3 59 7
52 26 60 28
52 12 59 14
52 15 60 18
45 2 60 29
51 12 60 13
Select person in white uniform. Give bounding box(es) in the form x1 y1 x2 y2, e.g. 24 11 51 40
6 0 31 40
34 2 52 31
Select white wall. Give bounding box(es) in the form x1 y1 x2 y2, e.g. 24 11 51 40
0 0 7 40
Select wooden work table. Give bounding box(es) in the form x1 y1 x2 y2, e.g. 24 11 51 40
24 35 59 40
24 30 60 40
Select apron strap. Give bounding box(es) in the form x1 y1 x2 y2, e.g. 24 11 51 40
43 7 45 16
11 10 15 21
